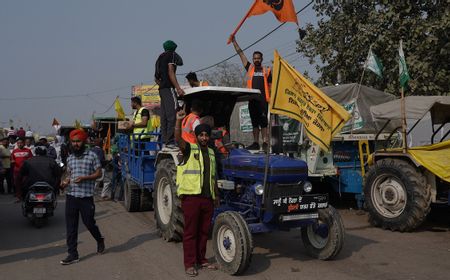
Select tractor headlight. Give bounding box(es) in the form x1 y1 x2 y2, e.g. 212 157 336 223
303 181 313 193
254 184 264 195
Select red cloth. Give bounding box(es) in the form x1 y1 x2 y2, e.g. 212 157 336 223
11 148 32 199
181 196 214 269
11 148 32 173
69 129 88 142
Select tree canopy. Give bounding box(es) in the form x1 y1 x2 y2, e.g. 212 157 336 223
298 1 449 96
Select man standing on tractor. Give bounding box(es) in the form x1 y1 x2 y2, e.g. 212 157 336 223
185 72 209 87
127 96 151 140
154 40 184 148
231 36 272 151
175 108 219 277
181 99 203 144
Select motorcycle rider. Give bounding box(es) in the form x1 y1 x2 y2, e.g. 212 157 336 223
19 144 61 199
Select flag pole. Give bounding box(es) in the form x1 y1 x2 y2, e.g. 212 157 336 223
227 0 258 44
400 87 407 153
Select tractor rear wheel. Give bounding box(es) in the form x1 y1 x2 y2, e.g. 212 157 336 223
154 159 183 242
301 205 345 260
212 211 253 275
364 158 431 232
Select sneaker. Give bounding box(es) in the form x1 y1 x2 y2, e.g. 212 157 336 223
246 142 260 150
60 255 79 265
97 237 105 254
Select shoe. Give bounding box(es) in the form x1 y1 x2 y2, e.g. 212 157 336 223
185 267 198 277
60 255 79 265
246 142 260 150
97 237 105 254
262 142 269 153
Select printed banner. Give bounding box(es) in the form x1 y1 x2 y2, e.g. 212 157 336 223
239 104 253 132
341 99 363 133
131 84 160 109
270 50 351 151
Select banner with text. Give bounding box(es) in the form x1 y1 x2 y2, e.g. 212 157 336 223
269 50 351 151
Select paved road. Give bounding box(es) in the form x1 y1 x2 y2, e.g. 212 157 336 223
1 194 449 280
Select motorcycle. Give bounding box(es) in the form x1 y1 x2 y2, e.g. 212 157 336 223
22 182 57 228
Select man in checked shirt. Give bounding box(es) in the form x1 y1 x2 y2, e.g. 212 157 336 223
60 129 105 265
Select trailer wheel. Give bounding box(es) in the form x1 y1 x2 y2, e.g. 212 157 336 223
139 189 153 211
301 205 345 260
213 211 253 275
154 159 183 242
364 158 431 232
124 178 140 212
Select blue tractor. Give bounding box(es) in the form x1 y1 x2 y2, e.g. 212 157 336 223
120 86 345 275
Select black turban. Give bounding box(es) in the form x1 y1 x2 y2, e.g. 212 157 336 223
194 124 211 136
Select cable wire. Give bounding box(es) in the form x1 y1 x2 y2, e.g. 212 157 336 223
178 0 314 75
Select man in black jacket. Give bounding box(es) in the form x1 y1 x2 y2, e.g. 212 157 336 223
19 145 61 198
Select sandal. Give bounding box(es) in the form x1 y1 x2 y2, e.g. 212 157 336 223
185 267 198 277
201 262 218 270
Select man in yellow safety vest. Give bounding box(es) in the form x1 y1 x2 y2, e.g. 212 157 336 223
127 96 152 141
175 108 219 276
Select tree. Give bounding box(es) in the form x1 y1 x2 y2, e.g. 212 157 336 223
297 1 449 96
202 62 245 87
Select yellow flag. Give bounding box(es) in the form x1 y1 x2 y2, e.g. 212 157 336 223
270 50 351 151
103 124 111 153
114 97 125 120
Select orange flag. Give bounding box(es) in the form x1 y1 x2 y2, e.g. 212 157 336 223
228 0 298 43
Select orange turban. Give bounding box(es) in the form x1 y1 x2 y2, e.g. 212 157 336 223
69 129 88 142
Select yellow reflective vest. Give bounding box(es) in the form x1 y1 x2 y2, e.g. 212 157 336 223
176 143 216 199
131 107 152 140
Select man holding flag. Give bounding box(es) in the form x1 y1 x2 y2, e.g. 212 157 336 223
231 36 271 151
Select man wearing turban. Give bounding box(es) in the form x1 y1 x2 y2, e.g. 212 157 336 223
174 109 219 276
154 40 184 148
60 129 105 265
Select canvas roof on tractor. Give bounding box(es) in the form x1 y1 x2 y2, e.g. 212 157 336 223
182 86 260 129
370 96 450 125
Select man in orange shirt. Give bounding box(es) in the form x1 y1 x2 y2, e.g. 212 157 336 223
181 99 203 144
185 72 209 87
231 36 271 151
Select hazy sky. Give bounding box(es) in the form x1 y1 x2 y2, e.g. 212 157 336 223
1 0 318 134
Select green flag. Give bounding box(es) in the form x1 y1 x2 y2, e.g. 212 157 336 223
365 48 383 78
399 40 410 88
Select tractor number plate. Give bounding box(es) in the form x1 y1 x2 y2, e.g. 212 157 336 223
33 207 46 214
271 194 328 213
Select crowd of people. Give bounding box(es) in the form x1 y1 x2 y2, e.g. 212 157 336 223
1 38 271 276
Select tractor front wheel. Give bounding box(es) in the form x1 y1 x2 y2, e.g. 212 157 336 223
301 205 345 260
212 211 253 275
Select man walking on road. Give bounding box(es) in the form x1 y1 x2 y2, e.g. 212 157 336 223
175 108 219 277
0 137 13 194
231 36 272 151
60 129 105 265
154 40 184 148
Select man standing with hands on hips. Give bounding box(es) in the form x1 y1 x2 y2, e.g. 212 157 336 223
60 129 105 265
155 40 184 148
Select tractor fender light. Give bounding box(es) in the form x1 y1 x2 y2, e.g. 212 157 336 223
303 181 313 193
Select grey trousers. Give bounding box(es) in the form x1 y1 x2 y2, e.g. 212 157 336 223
159 88 178 145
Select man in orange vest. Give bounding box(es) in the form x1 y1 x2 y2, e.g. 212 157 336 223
231 36 272 151
181 99 204 144
185 72 210 87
